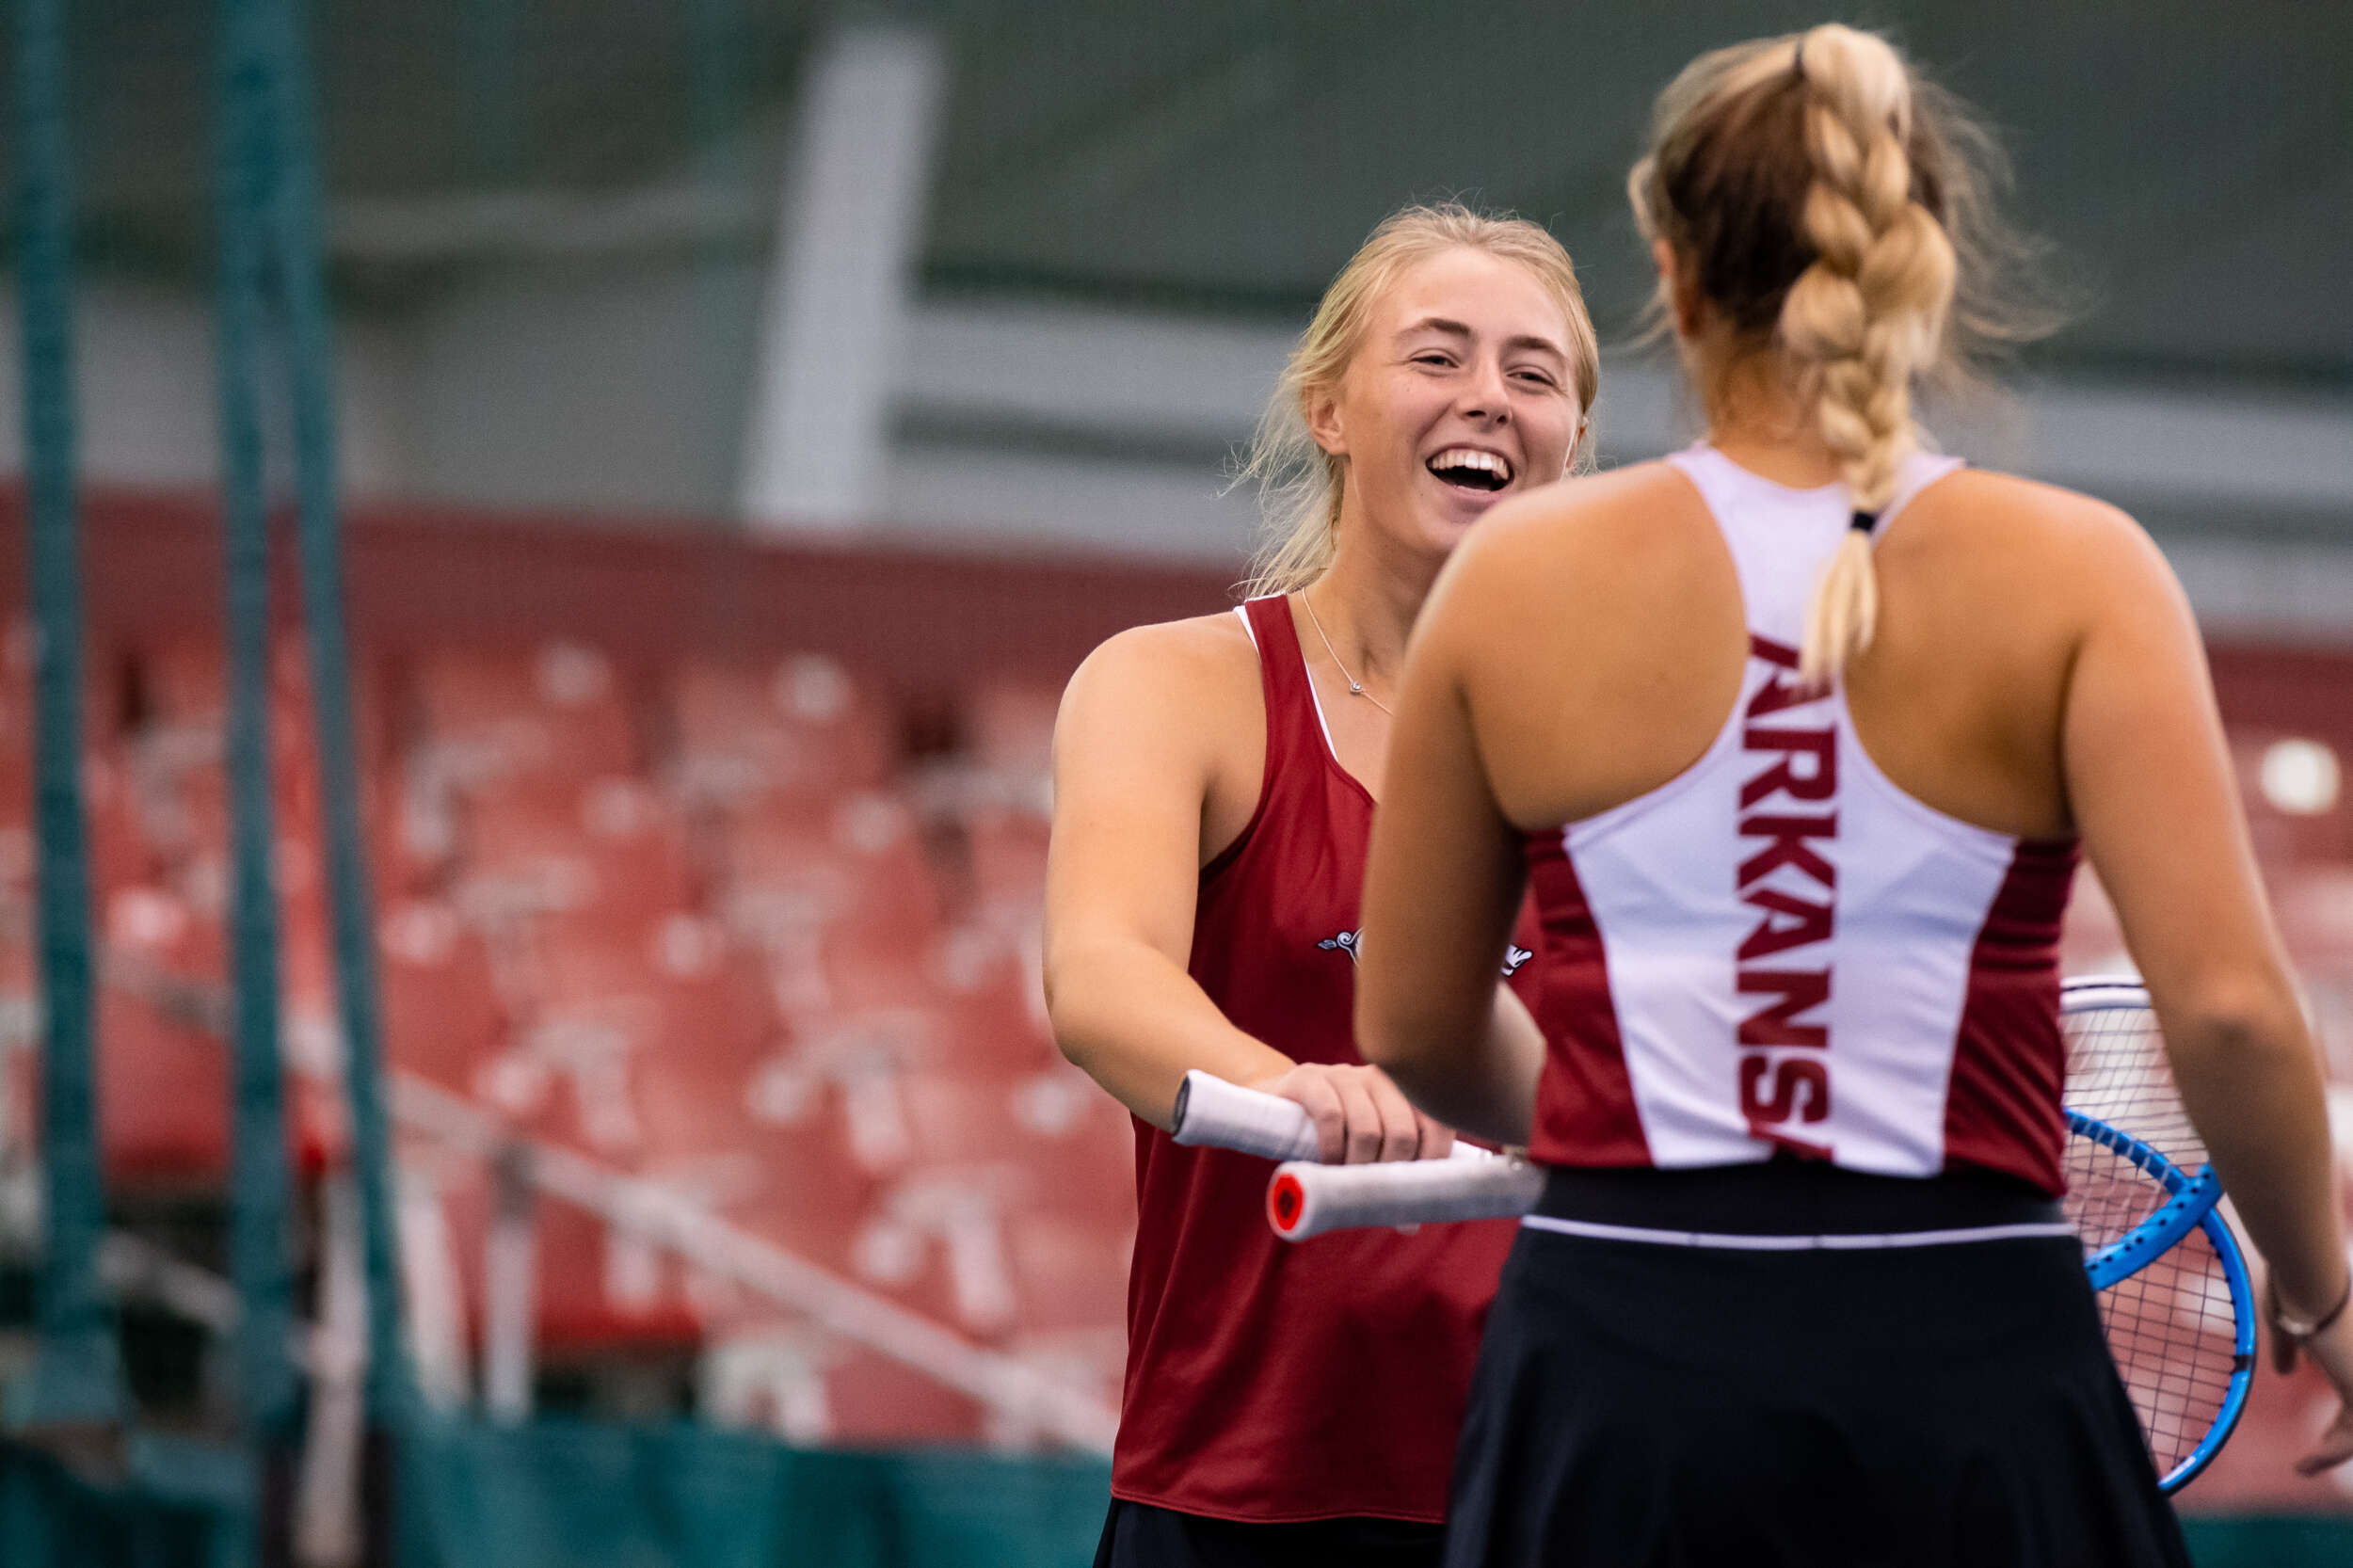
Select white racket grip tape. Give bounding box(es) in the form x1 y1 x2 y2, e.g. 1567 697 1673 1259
1268 1156 1545 1240
1171 1070 1495 1165
1171 1070 1322 1161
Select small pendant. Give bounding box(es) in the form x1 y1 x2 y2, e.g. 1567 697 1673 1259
1349 682 1364 696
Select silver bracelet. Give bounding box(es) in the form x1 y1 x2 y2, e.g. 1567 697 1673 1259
2272 1274 2353 1340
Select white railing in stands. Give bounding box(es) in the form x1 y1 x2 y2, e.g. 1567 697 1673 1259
389 1073 1120 1453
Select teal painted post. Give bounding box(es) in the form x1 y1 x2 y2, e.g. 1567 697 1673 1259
11 0 126 1430
257 0 417 1427
214 0 301 1441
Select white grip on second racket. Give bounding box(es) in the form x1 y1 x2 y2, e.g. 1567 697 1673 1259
1267 1156 1544 1240
1171 1069 1490 1164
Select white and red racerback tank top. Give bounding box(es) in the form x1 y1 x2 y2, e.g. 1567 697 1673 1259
1522 444 2080 1195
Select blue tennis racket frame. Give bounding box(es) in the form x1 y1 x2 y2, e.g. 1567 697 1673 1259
2063 1112 2256 1493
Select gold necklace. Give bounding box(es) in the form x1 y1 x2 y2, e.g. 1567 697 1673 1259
1300 590 1392 716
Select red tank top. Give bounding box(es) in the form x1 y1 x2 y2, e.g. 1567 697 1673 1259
1110 595 1534 1524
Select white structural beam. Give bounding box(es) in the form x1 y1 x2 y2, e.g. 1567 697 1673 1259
881 302 2353 638
737 26 947 532
1999 384 2353 514
2163 538 2353 643
890 310 2353 518
899 299 1296 441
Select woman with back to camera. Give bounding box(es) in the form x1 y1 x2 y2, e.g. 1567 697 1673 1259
1043 203 1599 1566
1353 25 2353 1568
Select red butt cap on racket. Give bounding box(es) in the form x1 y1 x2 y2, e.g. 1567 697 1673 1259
1267 1155 1543 1242
1269 1170 1309 1238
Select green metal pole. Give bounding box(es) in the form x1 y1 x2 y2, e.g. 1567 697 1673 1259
216 0 301 1443
258 0 417 1430
11 0 126 1432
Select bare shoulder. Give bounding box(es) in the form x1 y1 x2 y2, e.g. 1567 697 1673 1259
1908 468 2183 602
1424 461 1720 643
1913 468 2151 552
1420 462 1747 825
1056 609 1263 760
1063 609 1257 711
1453 460 1699 572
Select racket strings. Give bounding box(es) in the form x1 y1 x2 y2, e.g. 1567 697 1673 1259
2062 1135 2170 1253
2062 1004 2206 1176
2091 1222 2241 1475
2061 991 2249 1489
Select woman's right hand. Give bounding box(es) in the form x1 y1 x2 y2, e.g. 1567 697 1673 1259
1247 1062 1456 1164
2278 1293 2353 1477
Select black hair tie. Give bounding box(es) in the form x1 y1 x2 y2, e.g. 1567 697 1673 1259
1850 509 1880 535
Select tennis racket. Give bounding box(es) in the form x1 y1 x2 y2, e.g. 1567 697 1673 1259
2058 977 2256 1493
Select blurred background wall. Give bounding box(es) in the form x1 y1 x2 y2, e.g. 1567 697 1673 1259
0 2 2345 603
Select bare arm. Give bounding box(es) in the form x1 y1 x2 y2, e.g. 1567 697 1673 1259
1356 562 1545 1147
1043 623 1449 1160
2062 512 2353 1471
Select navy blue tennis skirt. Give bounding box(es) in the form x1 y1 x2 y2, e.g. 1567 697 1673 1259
1444 1169 2193 1568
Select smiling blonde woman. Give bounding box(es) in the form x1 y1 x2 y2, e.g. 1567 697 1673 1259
1044 203 1597 1566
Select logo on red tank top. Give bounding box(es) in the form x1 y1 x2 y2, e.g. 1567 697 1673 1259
1319 930 1535 977
1737 634 1837 1158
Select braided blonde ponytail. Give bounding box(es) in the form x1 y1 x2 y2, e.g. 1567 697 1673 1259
1631 26 2047 692
1779 24 1957 685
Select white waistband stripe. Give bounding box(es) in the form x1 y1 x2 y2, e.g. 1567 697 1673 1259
1519 1214 2076 1251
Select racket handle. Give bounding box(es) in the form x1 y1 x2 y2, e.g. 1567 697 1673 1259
1172 1070 1321 1160
1268 1156 1545 1240
1171 1070 1494 1164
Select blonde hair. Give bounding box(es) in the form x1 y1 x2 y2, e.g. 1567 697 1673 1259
1630 24 2053 686
1236 202 1601 600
